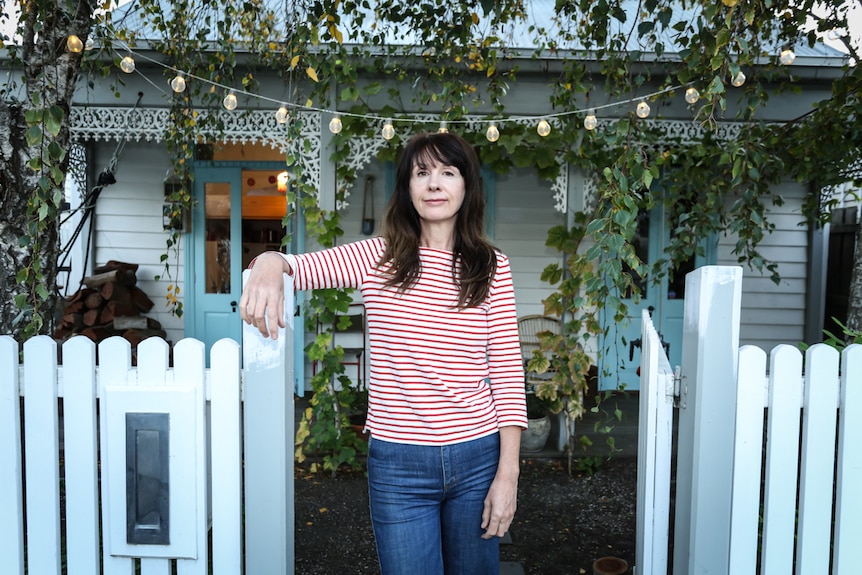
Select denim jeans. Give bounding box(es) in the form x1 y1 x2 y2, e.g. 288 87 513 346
367 433 501 575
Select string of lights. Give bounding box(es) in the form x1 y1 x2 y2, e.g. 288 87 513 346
65 33 798 142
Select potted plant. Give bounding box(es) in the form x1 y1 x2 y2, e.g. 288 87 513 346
521 388 552 452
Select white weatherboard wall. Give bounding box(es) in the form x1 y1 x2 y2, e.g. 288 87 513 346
494 167 565 318
717 180 809 351
93 141 185 343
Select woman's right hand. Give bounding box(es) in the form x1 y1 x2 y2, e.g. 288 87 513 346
239 251 291 340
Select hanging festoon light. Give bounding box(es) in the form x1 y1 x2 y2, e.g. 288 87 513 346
381 119 395 140
731 70 746 87
66 34 84 53
685 87 700 104
223 90 238 110
170 73 187 93
636 99 651 118
779 49 796 65
328 115 343 134
827 28 841 41
485 123 500 142
119 55 136 73
583 109 598 131
85 37 95 51
437 121 449 133
276 171 289 194
275 105 290 124
536 119 551 137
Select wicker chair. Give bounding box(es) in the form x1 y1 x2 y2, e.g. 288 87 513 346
517 314 561 389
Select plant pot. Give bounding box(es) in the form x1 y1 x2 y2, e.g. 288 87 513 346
521 413 551 452
348 413 369 442
592 556 628 575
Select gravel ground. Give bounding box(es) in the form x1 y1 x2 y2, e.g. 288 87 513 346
294 455 637 574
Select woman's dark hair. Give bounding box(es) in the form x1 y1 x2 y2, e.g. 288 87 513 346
378 131 497 308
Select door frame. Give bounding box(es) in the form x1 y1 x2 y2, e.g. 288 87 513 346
598 203 716 391
184 161 294 343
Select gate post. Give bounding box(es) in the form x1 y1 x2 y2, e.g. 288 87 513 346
673 266 742 575
242 271 295 574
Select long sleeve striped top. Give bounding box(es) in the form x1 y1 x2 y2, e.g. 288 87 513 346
280 237 528 445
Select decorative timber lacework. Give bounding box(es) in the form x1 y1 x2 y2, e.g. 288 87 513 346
69 107 322 198
67 143 88 197
69 106 746 214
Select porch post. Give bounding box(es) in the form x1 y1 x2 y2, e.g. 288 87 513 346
242 271 295 574
672 266 742 575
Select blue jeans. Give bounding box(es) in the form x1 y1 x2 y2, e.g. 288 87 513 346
367 433 501 575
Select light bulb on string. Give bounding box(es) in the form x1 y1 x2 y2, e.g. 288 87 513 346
223 91 238 111
720 0 739 6
119 55 135 74
66 35 83 53
537 119 551 137
275 105 290 124
382 120 395 140
438 121 448 134
170 74 186 93
85 37 95 51
583 110 597 131
779 49 796 65
731 70 746 87
329 115 343 134
685 87 700 104
486 123 500 142
277 171 289 194
636 100 651 119
827 29 841 41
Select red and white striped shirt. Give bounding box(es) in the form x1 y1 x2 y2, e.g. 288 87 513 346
281 237 527 445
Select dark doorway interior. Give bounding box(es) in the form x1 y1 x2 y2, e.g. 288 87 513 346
823 206 859 337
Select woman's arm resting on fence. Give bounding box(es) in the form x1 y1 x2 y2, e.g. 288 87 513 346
240 251 293 340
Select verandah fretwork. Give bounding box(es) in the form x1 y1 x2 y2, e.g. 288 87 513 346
70 106 743 214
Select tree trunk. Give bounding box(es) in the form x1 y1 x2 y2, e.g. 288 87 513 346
846 219 862 336
0 1 97 339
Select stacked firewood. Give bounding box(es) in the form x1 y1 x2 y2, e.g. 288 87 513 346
55 261 166 347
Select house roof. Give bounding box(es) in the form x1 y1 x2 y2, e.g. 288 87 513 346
110 0 846 64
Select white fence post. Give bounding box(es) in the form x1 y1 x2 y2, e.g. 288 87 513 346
0 335 24 575
210 338 243 575
23 335 62 574
62 336 101 575
673 266 742 575
242 271 295 575
797 344 841 571
834 344 862 573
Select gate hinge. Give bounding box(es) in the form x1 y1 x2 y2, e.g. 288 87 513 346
673 366 686 409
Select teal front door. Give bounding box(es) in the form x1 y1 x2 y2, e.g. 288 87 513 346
191 167 243 356
598 204 713 390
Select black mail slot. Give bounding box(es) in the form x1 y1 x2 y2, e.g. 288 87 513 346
126 413 170 545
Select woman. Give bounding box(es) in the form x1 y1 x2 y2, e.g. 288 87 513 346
240 131 527 574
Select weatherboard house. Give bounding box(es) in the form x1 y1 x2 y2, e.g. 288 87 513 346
40 1 853 394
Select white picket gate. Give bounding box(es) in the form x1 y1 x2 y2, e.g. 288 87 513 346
635 311 676 575
0 273 296 575
636 266 862 575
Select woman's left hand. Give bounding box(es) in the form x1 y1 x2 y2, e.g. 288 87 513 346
481 425 521 538
481 473 518 539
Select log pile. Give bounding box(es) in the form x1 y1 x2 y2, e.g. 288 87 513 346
55 261 166 347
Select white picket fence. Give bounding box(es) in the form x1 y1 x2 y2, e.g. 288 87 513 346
636 266 862 575
0 273 296 575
